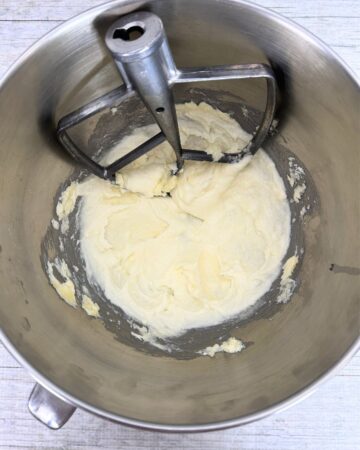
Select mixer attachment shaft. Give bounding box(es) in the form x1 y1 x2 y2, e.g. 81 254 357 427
57 11 277 180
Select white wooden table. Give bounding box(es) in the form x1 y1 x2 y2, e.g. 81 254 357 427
0 1 359 449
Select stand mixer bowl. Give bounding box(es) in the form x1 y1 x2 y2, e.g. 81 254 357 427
0 0 359 431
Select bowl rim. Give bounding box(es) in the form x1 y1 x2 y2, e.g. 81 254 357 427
0 0 359 432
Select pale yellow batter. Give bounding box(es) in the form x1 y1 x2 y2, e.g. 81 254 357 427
47 102 292 346
199 337 245 357
62 102 291 339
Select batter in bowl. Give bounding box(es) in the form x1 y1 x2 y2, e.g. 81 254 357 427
49 102 291 343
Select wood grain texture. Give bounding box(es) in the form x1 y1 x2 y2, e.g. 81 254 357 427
1 0 359 20
0 1 359 449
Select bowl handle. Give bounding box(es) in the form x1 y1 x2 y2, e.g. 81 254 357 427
28 384 76 429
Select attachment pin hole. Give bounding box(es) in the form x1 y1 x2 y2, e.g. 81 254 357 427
113 25 144 41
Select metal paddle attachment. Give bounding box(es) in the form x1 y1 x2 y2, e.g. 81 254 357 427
57 11 277 179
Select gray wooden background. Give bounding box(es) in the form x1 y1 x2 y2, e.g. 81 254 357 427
0 1 359 449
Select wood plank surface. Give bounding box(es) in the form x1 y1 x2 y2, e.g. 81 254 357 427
0 1 359 449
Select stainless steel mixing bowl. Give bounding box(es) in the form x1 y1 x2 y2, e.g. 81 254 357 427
0 0 359 431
